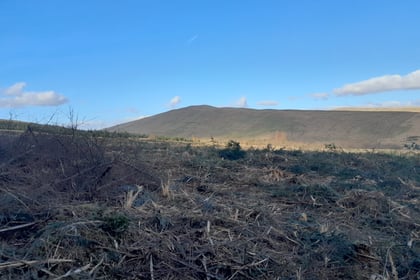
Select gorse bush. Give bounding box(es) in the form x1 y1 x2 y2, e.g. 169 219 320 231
219 140 246 160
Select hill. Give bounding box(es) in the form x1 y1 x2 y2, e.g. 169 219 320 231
108 105 420 149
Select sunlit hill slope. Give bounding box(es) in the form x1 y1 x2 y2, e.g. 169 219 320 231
108 105 420 149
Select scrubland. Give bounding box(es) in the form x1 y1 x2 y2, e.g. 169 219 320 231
0 125 419 279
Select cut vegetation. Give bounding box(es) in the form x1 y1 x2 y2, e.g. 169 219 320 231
0 123 419 279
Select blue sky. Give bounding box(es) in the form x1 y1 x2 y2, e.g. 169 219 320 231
1 0 420 129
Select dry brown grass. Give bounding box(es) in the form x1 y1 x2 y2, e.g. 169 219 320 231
123 185 144 209
0 128 419 279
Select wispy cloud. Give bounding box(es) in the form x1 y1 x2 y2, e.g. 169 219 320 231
288 96 301 101
334 69 420 96
333 99 420 110
186 34 199 45
234 96 248 108
126 107 140 114
168 96 181 108
256 100 279 106
311 93 329 100
0 82 68 108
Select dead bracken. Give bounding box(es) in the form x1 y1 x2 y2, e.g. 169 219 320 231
0 127 419 279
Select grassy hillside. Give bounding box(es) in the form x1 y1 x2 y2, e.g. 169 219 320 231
108 105 420 149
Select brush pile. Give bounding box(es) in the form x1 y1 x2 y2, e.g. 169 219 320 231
0 128 419 279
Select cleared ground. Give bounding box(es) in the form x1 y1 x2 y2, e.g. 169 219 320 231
0 127 419 279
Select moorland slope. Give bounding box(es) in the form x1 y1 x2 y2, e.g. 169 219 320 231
109 105 420 149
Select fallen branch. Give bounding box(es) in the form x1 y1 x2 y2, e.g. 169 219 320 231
53 263 91 280
54 161 113 185
0 222 36 233
0 259 74 270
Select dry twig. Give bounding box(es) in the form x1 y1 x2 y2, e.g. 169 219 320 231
0 259 74 270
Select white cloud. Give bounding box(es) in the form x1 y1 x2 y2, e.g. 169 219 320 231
168 96 181 108
334 69 420 96
4 82 26 96
256 100 279 106
234 96 248 108
311 93 329 100
0 82 68 108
